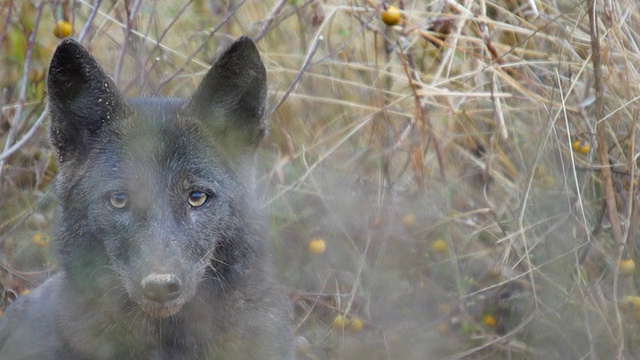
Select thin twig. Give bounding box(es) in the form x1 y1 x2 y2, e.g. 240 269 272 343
0 107 48 162
0 4 12 47
268 32 325 118
130 0 193 94
114 0 143 85
77 0 102 42
396 41 446 183
254 0 287 42
588 0 624 357
75 0 212 69
152 0 246 95
0 0 46 182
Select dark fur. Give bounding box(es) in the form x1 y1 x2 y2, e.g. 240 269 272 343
0 37 293 359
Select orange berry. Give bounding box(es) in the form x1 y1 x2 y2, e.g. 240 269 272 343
332 315 349 329
541 175 556 189
619 296 640 321
534 165 547 177
437 303 451 314
32 232 51 248
482 314 496 328
620 296 640 311
619 258 636 276
308 238 326 254
401 212 416 227
435 321 449 334
430 239 448 253
53 20 72 39
349 317 364 332
571 139 590 154
381 5 401 26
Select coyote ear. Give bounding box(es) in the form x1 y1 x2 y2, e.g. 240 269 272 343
47 38 128 162
184 36 267 148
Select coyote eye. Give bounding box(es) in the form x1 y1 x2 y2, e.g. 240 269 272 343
109 192 128 209
188 191 208 208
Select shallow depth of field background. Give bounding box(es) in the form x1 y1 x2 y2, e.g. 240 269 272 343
2 0 640 359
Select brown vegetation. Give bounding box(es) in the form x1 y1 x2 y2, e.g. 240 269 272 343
2 0 640 358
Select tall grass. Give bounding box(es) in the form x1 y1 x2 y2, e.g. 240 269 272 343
2 0 640 358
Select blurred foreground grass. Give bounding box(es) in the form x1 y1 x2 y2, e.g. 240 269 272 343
2 0 640 358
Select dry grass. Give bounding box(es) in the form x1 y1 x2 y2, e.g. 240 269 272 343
2 0 640 358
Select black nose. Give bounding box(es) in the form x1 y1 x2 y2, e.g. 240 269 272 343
141 273 181 303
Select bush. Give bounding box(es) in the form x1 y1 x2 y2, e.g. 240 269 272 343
1 0 640 358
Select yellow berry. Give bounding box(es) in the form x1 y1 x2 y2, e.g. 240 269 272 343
437 303 451 314
571 139 590 154
482 314 496 328
349 317 364 332
19 288 30 296
541 175 556 188
381 5 401 26
401 212 416 227
620 296 640 321
488 267 501 279
619 258 636 276
435 321 449 334
32 232 51 248
53 20 72 39
308 238 326 254
332 315 349 329
534 165 547 177
620 296 640 310
430 239 448 253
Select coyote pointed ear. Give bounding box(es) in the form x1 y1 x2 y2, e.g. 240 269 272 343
183 36 267 150
47 38 128 162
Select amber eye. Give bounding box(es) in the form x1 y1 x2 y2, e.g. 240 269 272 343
109 192 128 209
188 191 208 207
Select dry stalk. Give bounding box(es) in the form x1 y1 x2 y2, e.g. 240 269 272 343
588 0 622 246
254 0 287 42
0 0 46 183
397 46 445 183
588 0 624 357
